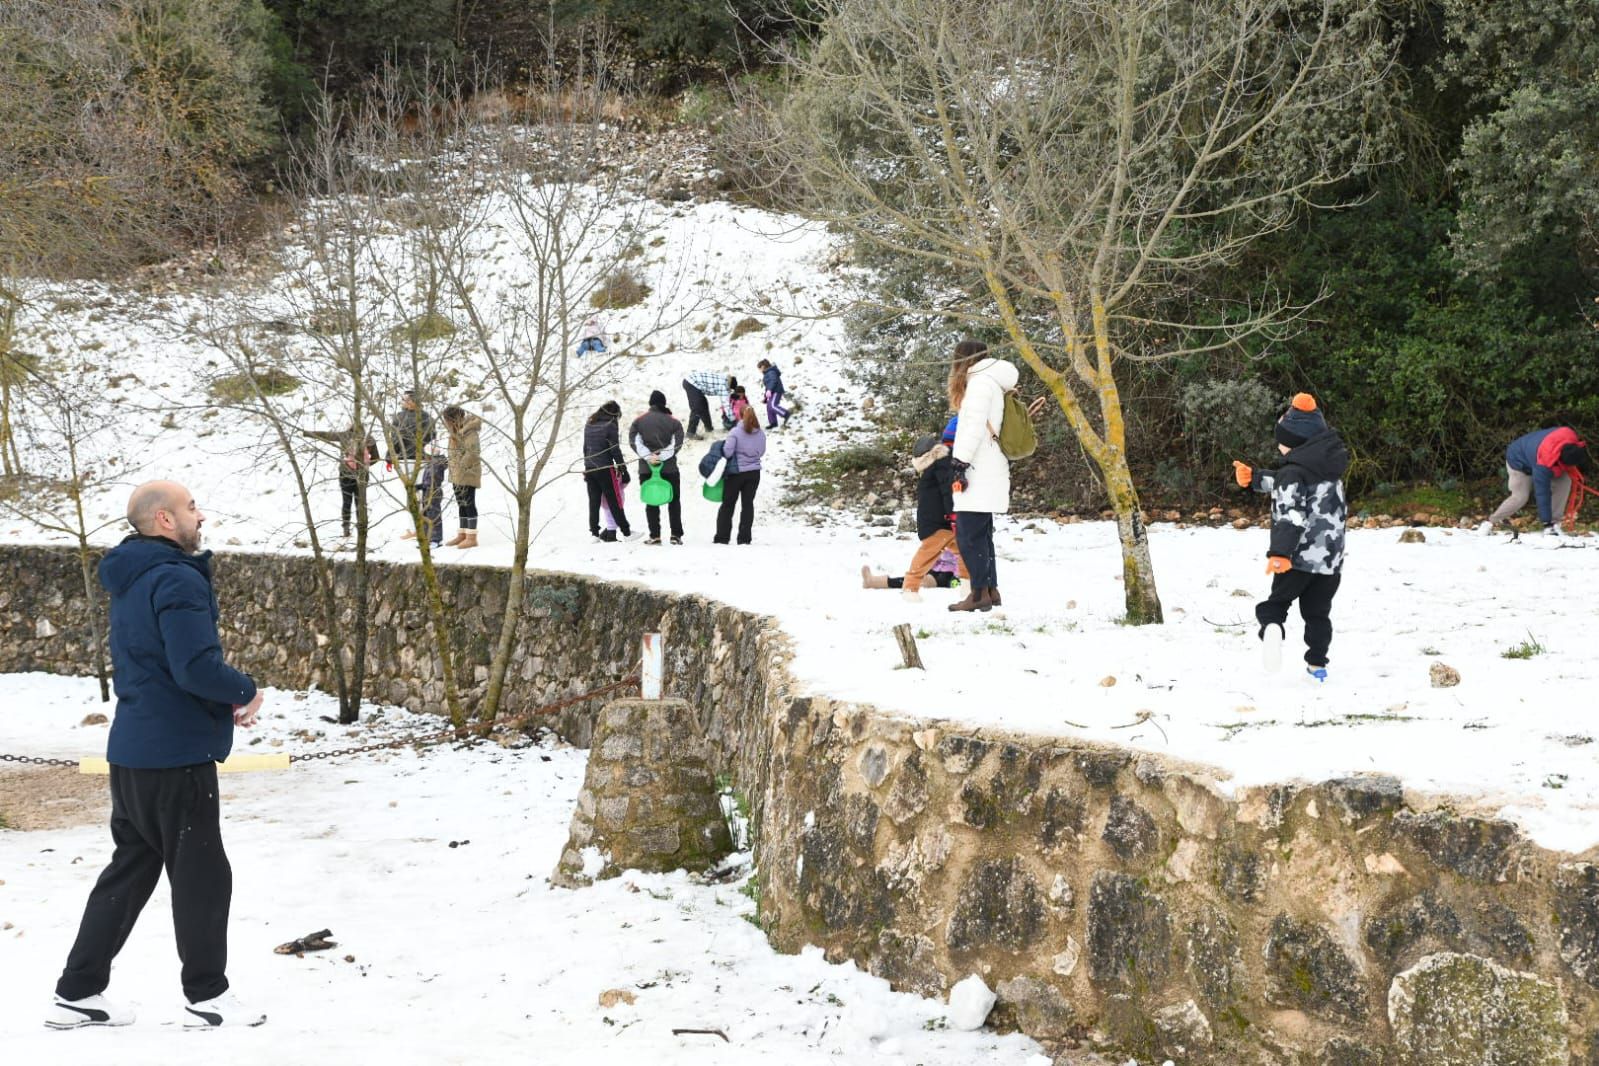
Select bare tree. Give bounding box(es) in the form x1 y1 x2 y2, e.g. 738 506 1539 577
441 42 705 721
765 0 1397 622
0 372 131 701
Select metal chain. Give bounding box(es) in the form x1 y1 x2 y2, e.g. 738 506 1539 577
0 753 80 768
288 675 641 763
0 676 641 770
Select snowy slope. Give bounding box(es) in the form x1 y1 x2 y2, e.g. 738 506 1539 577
3 179 1598 855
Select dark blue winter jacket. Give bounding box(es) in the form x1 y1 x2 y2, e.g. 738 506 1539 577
100 535 256 769
761 364 785 397
698 439 739 478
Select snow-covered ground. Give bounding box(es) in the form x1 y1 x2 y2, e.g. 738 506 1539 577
0 672 1052 1065
3 176 1598 861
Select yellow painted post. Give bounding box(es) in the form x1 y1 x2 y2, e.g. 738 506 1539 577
78 753 292 775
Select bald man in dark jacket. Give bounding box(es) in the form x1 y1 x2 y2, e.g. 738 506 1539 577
49 481 266 1031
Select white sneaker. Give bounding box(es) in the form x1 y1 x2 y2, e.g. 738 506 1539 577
1261 623 1284 673
183 991 265 1029
45 993 135 1029
900 587 922 603
1477 520 1496 534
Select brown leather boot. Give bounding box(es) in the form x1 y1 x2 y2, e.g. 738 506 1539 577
947 588 991 612
988 588 1002 607
458 531 478 549
861 566 890 589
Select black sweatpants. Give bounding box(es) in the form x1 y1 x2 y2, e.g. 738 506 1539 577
339 472 359 532
585 469 630 537
1256 570 1342 667
682 380 714 438
638 462 684 539
888 572 957 589
954 511 998 590
57 763 232 1004
714 470 761 544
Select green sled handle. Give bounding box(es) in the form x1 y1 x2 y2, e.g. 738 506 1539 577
640 462 675 506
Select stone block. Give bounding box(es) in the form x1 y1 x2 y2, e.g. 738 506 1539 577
994 976 1075 1039
1558 862 1599 988
1388 953 1567 1065
1152 999 1212 1053
1395 810 1519 883
858 745 889 788
946 858 1046 953
1088 871 1172 991
1322 775 1404 824
1264 914 1367 1022
1102 794 1159 863
632 823 681 856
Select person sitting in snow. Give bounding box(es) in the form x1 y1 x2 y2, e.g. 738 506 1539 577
576 316 609 356
1483 426 1591 537
1231 393 1348 682
757 358 790 429
861 417 969 602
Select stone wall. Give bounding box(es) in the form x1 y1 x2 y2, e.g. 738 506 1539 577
3 544 1596 1063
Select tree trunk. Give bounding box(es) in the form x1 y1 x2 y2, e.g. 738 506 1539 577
481 486 532 722
407 475 464 726
75 536 109 701
1103 456 1163 624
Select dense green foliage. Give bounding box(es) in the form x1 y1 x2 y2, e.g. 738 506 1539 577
836 0 1599 506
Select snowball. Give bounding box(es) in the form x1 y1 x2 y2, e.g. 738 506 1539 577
947 973 995 1031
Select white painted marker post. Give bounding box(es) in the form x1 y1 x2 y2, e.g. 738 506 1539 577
641 632 663 700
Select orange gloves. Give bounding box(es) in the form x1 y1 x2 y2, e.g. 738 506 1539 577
1266 556 1292 575
1232 461 1252 488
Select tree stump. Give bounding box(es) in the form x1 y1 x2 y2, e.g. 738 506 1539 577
893 623 924 670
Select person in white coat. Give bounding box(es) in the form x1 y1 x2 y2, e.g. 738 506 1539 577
946 339 1018 612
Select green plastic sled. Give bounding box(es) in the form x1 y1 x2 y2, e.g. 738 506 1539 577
639 463 675 506
701 478 725 502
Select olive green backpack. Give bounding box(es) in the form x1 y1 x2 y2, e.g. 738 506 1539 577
990 390 1037 461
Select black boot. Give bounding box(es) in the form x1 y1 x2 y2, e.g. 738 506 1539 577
599 530 617 542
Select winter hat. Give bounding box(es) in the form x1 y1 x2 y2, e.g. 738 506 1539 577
1274 393 1327 448
942 415 959 444
1559 441 1591 473
648 389 667 409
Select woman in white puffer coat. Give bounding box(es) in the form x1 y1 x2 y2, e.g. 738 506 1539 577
947 339 1018 612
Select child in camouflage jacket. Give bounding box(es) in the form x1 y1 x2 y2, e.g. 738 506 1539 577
1231 393 1349 681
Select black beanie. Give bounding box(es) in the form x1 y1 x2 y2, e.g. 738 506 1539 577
649 389 667 409
1274 392 1327 448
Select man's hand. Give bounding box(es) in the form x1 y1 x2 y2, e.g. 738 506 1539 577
1232 461 1253 488
1266 555 1292 575
233 690 263 728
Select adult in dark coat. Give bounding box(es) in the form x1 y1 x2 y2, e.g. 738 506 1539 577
49 481 266 1030
582 400 632 540
387 391 444 546
629 390 686 544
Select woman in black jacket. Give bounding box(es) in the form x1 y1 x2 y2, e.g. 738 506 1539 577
582 401 632 541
